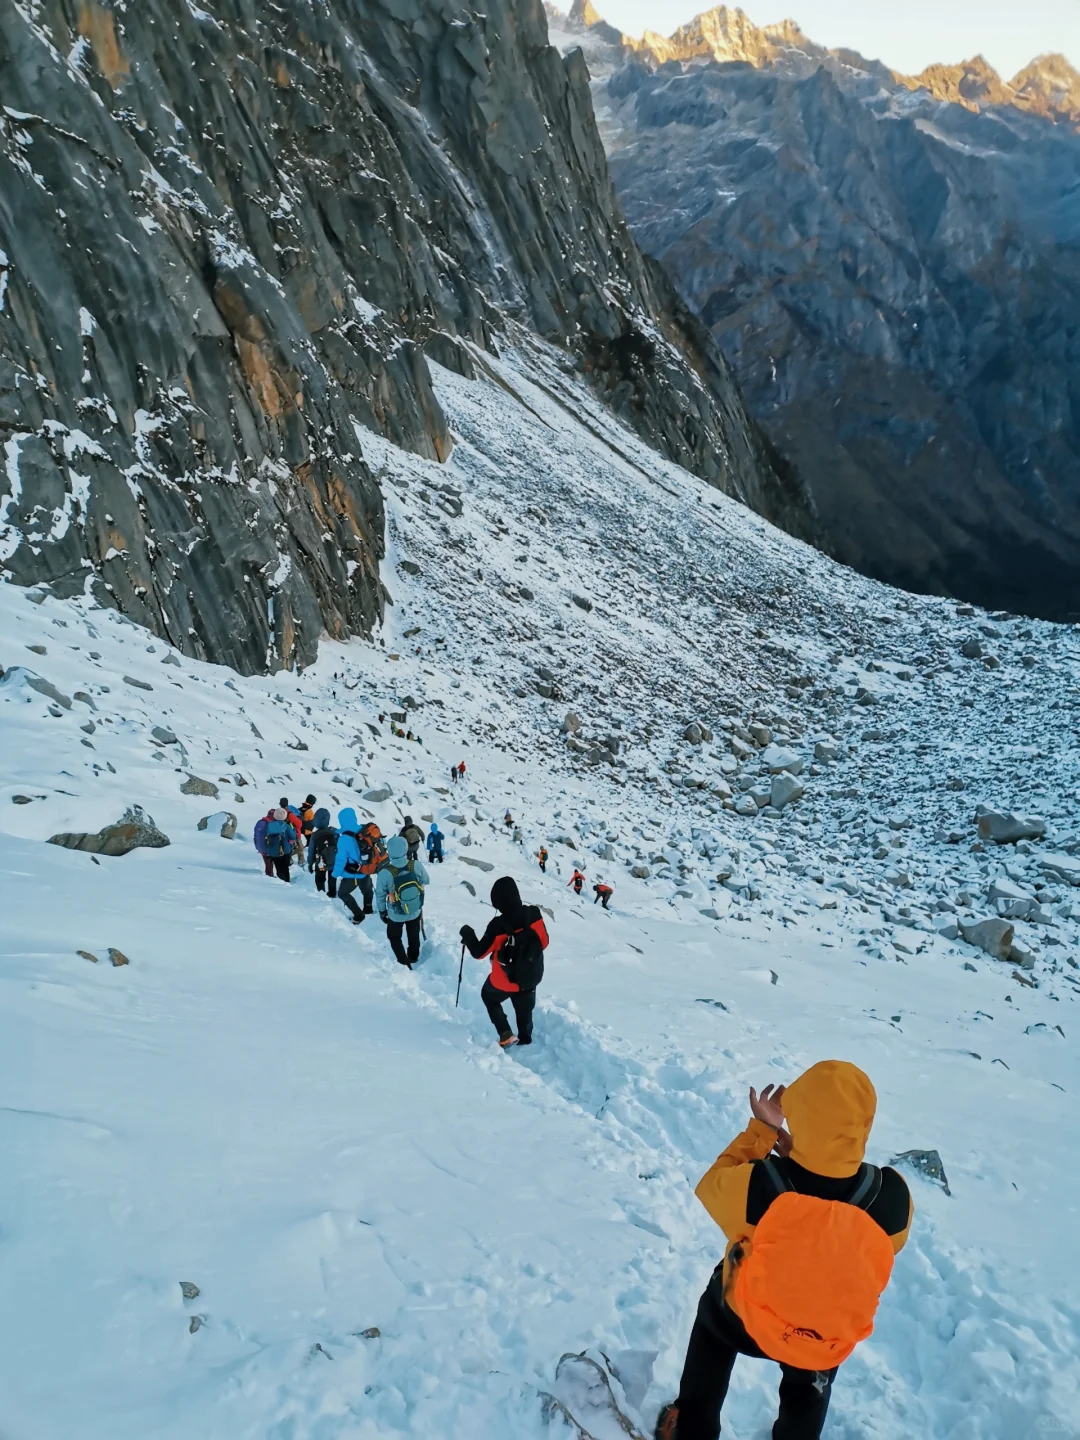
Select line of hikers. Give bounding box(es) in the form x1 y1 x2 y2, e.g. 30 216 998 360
254 807 908 1440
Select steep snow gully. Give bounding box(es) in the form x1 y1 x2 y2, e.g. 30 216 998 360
2 344 1079 1439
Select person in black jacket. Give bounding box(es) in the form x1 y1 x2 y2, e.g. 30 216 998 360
460 876 549 1048
306 808 339 897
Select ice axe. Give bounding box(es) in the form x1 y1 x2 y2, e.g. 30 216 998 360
456 942 465 1008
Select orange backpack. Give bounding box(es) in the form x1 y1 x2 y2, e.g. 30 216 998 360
730 1160 895 1370
359 824 386 876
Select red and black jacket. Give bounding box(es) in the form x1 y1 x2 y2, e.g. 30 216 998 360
463 904 549 993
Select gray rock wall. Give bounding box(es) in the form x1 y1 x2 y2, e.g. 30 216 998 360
0 0 810 672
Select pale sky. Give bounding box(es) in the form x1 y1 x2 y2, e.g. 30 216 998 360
572 0 1079 79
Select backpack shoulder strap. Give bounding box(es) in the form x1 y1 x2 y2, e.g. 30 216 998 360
846 1164 881 1211
758 1157 793 1198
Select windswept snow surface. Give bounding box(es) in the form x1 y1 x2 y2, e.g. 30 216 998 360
2 339 1080 1438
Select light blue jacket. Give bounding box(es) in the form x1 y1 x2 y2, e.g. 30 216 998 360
332 807 363 879
376 857 430 922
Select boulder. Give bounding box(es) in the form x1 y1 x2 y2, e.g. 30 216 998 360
460 855 494 872
814 741 839 761
1038 853 1080 886
363 787 393 803
181 775 219 798
976 810 1046 844
630 864 651 878
48 805 170 857
960 638 983 659
958 916 1014 959
571 594 593 612
761 744 804 775
151 726 178 745
108 948 131 967
734 794 758 817
748 723 772 747
1 666 72 709
197 812 238 839
890 1149 951 1195
770 774 805 810
562 712 583 735
683 722 703 745
124 675 153 691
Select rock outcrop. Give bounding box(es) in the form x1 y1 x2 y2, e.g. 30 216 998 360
0 0 810 674
552 4 1080 620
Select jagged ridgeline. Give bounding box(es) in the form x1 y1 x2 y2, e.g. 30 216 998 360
0 0 812 673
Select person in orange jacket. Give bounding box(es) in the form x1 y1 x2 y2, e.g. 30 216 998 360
655 1061 912 1440
593 881 613 909
568 868 586 895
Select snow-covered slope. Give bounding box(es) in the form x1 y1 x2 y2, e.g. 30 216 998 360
2 341 1079 1438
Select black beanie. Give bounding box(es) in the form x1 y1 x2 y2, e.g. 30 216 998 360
490 875 521 912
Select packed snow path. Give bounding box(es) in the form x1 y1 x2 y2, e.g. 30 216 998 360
2 343 1079 1438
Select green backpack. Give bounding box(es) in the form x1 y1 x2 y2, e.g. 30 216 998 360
389 863 424 920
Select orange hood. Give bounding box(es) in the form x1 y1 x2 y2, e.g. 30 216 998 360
782 1060 876 1179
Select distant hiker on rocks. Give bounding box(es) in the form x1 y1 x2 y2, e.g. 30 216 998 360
537 846 548 873
451 765 459 785
255 807 293 882
427 823 445 864
400 815 424 862
593 881 613 910
654 1060 912 1440
504 809 514 829
377 835 428 968
300 794 318 841
307 807 339 897
512 826 523 846
333 808 372 924
460 875 548 1049
568 868 586 895
457 760 467 782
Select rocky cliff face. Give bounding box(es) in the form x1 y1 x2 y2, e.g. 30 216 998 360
0 0 809 674
552 4 1080 619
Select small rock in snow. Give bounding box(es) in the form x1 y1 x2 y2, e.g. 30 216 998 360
108 948 130 967
890 1148 951 1195
181 775 219 798
124 675 153 691
363 787 393 803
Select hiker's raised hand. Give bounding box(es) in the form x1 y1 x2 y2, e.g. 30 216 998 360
749 1083 786 1129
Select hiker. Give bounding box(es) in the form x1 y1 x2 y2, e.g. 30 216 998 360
460 876 548 1048
504 810 514 829
255 807 294 882
450 764 459 785
537 846 548 873
333 808 372 924
593 881 613 909
512 826 523 846
300 794 318 841
654 1061 913 1440
279 797 304 857
400 815 425 862
427 823 445 864
568 868 586 895
458 760 467 782
377 835 428 968
307 807 339 897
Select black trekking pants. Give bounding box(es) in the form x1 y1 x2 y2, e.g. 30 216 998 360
480 979 536 1043
339 875 373 920
386 917 422 967
674 1270 837 1440
263 855 291 882
314 866 337 898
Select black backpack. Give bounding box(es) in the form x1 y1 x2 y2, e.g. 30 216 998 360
499 925 544 990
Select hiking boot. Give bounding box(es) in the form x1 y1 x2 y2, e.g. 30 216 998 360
498 1034 519 1048
516 1036 532 1046
654 1402 678 1440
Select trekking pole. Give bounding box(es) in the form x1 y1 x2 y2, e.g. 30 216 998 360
455 943 465 1007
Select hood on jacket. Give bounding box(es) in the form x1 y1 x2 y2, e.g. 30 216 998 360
313 808 331 830
273 807 288 821
782 1060 877 1179
386 835 408 864
338 807 359 832
304 794 317 806
429 822 440 834
403 815 413 825
491 875 521 912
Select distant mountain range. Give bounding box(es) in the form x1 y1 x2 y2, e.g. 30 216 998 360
549 2 1080 620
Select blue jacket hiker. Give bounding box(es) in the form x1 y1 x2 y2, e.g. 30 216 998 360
427 823 444 863
376 835 429 967
333 807 374 924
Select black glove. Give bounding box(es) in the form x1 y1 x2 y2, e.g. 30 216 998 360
459 924 475 941
379 912 389 925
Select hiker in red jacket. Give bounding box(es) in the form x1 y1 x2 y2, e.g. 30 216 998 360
460 876 548 1048
593 881 613 910
568 868 586 895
